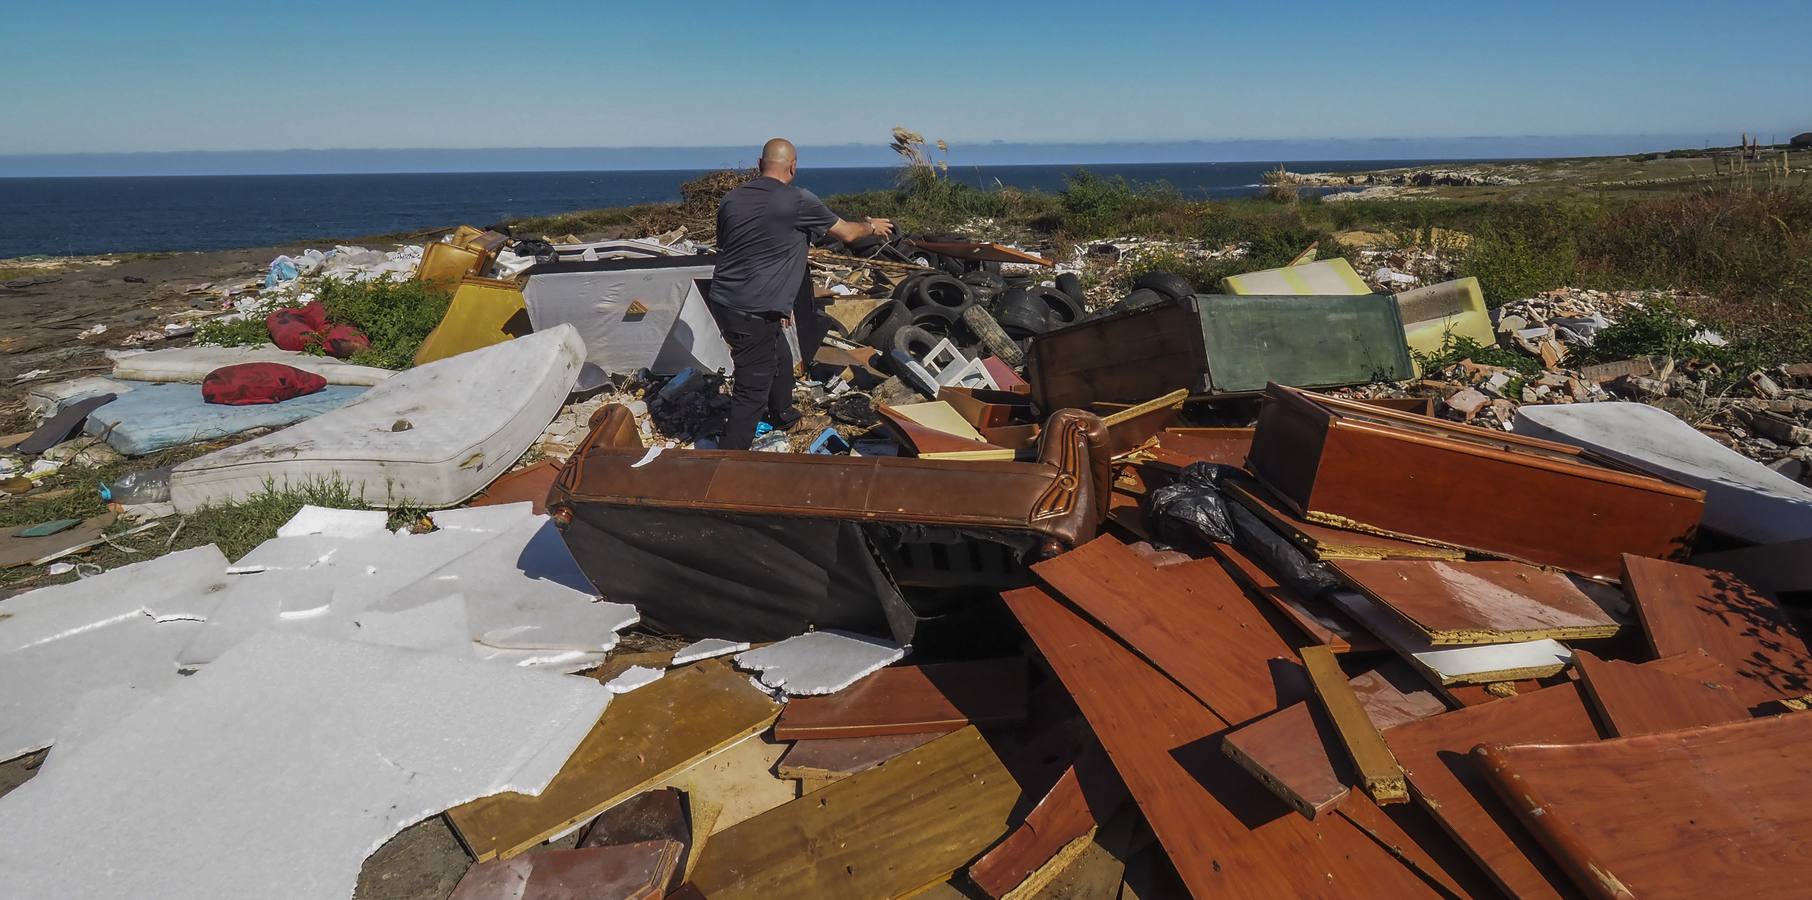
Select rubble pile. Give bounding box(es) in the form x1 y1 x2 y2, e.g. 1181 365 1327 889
3 216 1812 900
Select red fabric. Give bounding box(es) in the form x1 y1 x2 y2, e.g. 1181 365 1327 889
265 302 366 358
320 323 370 359
201 363 328 406
267 302 328 351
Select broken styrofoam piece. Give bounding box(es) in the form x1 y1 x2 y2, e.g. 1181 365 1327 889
275 506 391 539
170 325 586 512
0 632 610 900
733 630 907 696
1514 401 1812 545
604 665 666 694
180 503 625 667
672 638 750 666
0 546 234 761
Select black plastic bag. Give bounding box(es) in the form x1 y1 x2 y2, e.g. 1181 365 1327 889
1143 462 1235 546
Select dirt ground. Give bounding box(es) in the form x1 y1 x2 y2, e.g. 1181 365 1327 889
0 243 321 431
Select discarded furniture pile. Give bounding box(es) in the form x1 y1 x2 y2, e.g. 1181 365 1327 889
5 219 1812 899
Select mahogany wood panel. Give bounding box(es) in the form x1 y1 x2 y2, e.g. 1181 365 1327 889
1209 542 1381 653
1344 659 1451 730
1621 553 1812 704
772 658 1028 741
1249 384 1706 579
1221 701 1352 819
1382 682 1601 899
1149 427 1254 468
967 742 1129 898
1574 649 1750 737
1331 559 1620 644
1032 535 1295 725
1225 479 1465 562
1001 585 1445 899
774 733 939 784
1474 714 1812 900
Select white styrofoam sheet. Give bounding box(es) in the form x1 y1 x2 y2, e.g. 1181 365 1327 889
0 546 232 761
1329 590 1572 684
170 326 585 512
604 665 666 694
733 630 905 696
0 632 610 900
1514 401 1812 545
110 344 395 386
672 638 750 666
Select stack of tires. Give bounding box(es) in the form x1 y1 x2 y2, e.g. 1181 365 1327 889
854 270 1092 370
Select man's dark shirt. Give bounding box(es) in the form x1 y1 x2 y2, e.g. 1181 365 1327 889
710 176 839 315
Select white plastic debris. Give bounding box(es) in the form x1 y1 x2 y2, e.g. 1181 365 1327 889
0 632 609 900
672 638 750 666
0 546 233 761
275 506 391 539
604 665 666 694
733 630 906 697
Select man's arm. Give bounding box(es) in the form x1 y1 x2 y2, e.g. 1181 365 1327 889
826 216 894 244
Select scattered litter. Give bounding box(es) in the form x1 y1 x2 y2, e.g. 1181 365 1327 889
734 631 907 696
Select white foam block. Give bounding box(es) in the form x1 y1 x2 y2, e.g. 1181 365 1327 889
604 665 665 694
733 631 906 696
672 638 750 666
0 632 609 900
0 546 232 760
276 506 392 539
1515 401 1812 545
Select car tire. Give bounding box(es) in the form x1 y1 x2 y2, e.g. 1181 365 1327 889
1132 270 1196 303
960 304 1025 367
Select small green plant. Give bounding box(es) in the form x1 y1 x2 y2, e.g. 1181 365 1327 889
313 276 453 370
1411 331 1542 377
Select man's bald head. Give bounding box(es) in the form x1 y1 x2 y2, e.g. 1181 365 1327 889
759 138 797 180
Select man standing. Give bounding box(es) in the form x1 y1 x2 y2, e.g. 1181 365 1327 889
708 138 892 450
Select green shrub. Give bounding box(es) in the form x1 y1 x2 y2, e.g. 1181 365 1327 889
315 277 453 370
1411 332 1541 377
1462 222 1578 307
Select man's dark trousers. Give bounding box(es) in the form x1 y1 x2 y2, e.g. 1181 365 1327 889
710 302 795 451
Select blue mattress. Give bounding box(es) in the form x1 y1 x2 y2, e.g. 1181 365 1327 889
83 381 367 456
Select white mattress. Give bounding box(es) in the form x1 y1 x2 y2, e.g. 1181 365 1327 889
1515 401 1812 545
110 344 396 386
523 263 732 375
169 326 584 512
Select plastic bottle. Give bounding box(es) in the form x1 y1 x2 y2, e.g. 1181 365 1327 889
100 466 172 504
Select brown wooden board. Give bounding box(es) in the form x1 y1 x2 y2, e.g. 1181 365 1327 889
1225 479 1465 562
1382 682 1602 899
1343 659 1452 730
1220 701 1353 819
1248 384 1706 579
1473 713 1812 900
447 840 678 900
967 742 1129 898
1332 559 1620 644
678 726 1022 900
1208 542 1381 653
1032 535 1295 725
1000 585 1445 898
447 660 780 861
1334 796 1508 900
469 458 561 514
1302 644 1408 805
1329 589 1573 686
1620 553 1812 704
1573 649 1750 737
1150 427 1254 467
772 658 1028 741
774 732 939 788
1026 303 1206 413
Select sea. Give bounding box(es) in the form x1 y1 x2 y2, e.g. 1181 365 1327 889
0 160 1449 260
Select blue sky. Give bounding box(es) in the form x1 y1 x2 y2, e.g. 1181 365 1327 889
1 0 1806 172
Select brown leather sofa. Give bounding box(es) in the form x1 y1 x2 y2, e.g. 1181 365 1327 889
547 404 1111 643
